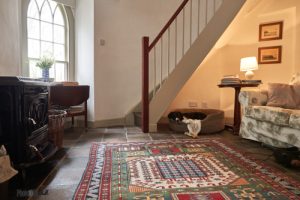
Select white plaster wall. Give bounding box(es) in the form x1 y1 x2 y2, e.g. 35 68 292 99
94 0 181 121
0 0 21 76
166 0 300 124
75 0 95 121
165 49 222 115
220 0 299 122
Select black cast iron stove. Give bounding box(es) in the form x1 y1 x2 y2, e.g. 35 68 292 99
0 76 57 168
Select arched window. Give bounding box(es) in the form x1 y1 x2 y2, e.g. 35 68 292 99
27 0 68 81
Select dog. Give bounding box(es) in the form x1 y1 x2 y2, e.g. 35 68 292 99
168 112 206 122
182 117 201 138
273 147 300 168
168 112 184 122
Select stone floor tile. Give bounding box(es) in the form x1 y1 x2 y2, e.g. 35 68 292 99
66 147 91 158
103 132 126 140
127 134 151 139
57 157 89 169
127 135 152 142
150 133 175 140
74 139 95 148
104 127 126 134
63 128 84 140
85 127 106 134
34 184 77 200
102 138 128 143
126 127 143 135
79 132 103 141
172 133 193 139
44 167 85 188
62 139 78 148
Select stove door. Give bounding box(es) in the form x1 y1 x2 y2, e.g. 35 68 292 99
24 90 48 136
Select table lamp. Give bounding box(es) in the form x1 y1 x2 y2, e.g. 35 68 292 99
240 57 258 80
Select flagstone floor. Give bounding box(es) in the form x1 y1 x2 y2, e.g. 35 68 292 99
25 126 300 200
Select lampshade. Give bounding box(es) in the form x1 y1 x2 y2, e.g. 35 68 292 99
240 57 258 72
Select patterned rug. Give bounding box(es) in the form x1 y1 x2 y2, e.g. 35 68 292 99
73 139 300 200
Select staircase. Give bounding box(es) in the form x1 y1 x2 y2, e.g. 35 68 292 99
139 0 246 132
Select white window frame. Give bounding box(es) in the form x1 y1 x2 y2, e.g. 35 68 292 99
22 0 75 81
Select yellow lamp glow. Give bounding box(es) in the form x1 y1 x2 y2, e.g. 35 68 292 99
240 57 258 80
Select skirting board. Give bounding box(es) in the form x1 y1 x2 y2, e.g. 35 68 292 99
64 117 135 128
149 123 157 132
65 117 152 130
88 118 125 128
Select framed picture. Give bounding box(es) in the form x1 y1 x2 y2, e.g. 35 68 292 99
258 46 282 64
259 21 283 41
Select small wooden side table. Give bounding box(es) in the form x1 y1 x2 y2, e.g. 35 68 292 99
218 82 261 135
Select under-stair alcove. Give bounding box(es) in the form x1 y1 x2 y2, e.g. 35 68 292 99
133 0 246 132
161 0 299 132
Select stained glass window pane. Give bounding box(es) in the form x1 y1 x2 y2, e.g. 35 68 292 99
54 63 66 81
54 44 65 61
54 25 65 44
36 0 45 11
49 1 57 13
41 41 53 56
54 7 64 26
40 1 52 22
27 0 39 19
27 0 68 81
41 22 53 41
27 18 40 39
49 66 55 79
28 39 40 58
29 60 42 78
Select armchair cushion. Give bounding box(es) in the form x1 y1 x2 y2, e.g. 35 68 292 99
290 110 300 130
294 84 300 108
239 89 268 107
244 106 292 126
266 83 298 109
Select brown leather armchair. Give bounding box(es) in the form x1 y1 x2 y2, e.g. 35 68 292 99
49 85 90 129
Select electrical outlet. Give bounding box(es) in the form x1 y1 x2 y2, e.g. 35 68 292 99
188 101 198 108
97 38 106 46
100 39 106 46
201 101 208 108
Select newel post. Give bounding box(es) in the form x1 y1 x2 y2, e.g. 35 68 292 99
142 37 149 133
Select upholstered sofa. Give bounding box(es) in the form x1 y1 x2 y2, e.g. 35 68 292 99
239 89 300 148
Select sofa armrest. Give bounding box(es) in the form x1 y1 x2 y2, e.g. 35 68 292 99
239 89 268 107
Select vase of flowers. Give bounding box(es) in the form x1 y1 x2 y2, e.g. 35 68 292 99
36 55 54 81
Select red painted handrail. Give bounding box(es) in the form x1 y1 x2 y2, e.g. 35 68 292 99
148 0 189 51
142 0 190 132
142 37 149 133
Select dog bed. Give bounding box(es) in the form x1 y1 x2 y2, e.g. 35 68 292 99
168 109 225 134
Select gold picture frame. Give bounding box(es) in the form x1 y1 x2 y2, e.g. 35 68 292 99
259 21 283 41
258 46 282 64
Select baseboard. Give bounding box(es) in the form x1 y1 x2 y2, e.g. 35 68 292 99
89 118 125 128
64 117 128 129
149 123 157 133
124 113 135 126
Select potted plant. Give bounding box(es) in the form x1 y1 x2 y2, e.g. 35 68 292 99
36 55 55 80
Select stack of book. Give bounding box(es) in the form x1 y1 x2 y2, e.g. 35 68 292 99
241 80 262 84
220 75 241 85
